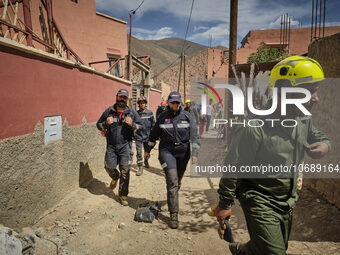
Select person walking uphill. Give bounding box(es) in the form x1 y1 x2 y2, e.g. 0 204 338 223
97 89 144 206
144 92 200 229
135 96 155 176
214 56 331 255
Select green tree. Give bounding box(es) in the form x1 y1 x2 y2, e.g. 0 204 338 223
247 42 288 63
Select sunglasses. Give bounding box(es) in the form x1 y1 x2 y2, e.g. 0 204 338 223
170 101 181 105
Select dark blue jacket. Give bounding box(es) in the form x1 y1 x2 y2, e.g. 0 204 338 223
156 106 166 121
146 107 200 157
135 109 155 142
97 104 143 146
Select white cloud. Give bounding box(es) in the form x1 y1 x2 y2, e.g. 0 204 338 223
96 0 328 45
269 15 300 28
193 25 209 32
133 27 176 40
188 23 229 43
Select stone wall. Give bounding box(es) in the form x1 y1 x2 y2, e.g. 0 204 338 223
160 81 172 100
304 33 340 208
154 50 208 100
154 48 229 101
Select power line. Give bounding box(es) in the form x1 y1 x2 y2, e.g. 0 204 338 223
130 0 144 15
154 56 181 78
181 0 195 55
177 0 195 93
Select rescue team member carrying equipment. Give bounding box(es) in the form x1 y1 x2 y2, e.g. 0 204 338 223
97 89 144 206
144 92 200 229
135 96 155 176
215 56 331 255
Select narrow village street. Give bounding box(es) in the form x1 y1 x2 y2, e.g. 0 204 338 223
24 134 340 255
1 1 340 255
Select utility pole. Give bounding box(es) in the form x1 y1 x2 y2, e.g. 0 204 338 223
128 0 144 81
225 0 238 145
183 54 186 101
177 53 183 92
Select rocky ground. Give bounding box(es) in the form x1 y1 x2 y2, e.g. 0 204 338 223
2 130 340 255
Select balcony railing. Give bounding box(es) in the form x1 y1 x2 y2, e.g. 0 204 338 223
0 0 84 64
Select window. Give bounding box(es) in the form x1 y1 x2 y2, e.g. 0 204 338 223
71 0 78 3
107 54 122 77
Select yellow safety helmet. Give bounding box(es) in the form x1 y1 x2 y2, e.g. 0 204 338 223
269 56 324 89
185 99 191 104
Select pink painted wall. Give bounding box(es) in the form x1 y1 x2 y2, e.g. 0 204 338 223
237 26 340 64
0 45 131 140
148 89 162 113
52 0 128 71
2 0 128 73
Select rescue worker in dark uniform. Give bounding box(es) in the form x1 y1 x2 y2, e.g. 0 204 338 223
97 89 143 206
215 56 331 255
135 96 155 176
156 101 167 121
144 91 200 229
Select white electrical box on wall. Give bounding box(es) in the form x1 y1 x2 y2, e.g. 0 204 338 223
44 116 62 144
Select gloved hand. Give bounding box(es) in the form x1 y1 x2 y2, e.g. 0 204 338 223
208 205 225 239
208 205 234 242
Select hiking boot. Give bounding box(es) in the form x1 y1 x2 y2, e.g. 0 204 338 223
229 242 247 255
120 196 128 206
136 166 143 176
144 158 150 168
109 179 117 190
169 213 178 229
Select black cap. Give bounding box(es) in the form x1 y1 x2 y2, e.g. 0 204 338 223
168 91 181 103
117 89 129 97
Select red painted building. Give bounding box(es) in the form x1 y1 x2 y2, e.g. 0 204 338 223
0 0 159 140
0 0 159 227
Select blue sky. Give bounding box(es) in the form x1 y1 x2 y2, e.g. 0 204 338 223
95 0 340 47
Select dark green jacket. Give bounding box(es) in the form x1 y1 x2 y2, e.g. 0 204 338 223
218 116 331 213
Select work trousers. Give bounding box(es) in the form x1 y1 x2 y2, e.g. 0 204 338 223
159 144 191 213
135 140 148 167
239 193 293 255
206 115 211 131
104 143 132 197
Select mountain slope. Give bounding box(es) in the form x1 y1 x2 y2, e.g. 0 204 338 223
129 36 180 76
148 37 207 56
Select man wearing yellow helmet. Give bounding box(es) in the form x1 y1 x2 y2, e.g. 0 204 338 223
184 99 199 124
215 56 331 255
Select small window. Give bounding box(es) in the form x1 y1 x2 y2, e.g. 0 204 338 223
107 54 122 77
71 0 78 3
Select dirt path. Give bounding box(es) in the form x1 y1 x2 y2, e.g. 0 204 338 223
32 136 340 255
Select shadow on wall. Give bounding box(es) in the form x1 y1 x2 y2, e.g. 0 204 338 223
79 162 94 188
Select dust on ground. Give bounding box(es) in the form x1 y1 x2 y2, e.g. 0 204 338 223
28 132 340 255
